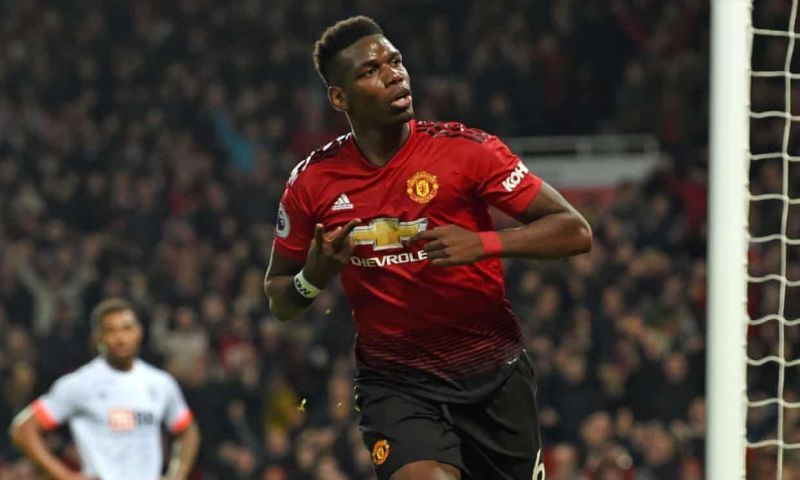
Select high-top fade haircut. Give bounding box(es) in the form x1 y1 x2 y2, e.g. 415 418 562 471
313 16 384 86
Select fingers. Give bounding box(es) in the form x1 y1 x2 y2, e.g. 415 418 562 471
333 235 356 263
332 219 361 250
342 232 355 253
314 224 325 249
409 229 438 243
421 239 445 253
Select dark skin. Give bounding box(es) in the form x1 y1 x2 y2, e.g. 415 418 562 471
10 310 200 480
265 34 592 480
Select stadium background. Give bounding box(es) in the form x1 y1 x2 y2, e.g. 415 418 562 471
0 0 791 479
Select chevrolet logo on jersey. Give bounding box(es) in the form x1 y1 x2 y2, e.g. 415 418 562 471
351 218 428 251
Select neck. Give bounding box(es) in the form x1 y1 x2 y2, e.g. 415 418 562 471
103 355 135 371
349 120 410 167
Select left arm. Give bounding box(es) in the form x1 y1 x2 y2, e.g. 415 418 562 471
164 422 200 480
412 181 592 266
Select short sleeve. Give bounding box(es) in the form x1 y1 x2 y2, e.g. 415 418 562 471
473 136 543 218
272 180 314 262
33 376 80 429
162 375 193 433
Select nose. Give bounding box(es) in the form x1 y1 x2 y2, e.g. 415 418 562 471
382 64 403 86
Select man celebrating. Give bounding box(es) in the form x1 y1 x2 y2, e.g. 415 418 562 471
265 16 591 480
11 298 200 480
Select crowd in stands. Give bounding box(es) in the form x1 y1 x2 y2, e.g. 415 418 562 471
0 0 797 478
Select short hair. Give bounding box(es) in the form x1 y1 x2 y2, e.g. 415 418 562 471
313 16 384 85
90 298 135 331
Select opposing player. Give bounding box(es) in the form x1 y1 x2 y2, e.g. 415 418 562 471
265 16 592 480
10 298 200 480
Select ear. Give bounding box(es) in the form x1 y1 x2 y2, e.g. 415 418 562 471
328 86 348 113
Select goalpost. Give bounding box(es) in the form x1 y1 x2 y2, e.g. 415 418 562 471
709 0 800 478
707 1 751 478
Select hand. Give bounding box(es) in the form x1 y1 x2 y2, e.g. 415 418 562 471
410 224 485 266
303 219 361 287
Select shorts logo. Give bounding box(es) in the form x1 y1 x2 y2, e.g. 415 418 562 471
276 203 290 238
351 218 428 251
406 171 439 203
371 439 390 465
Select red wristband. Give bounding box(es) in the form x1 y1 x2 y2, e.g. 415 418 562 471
478 231 503 258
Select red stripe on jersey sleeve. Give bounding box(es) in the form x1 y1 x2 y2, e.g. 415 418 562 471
32 399 60 430
170 409 194 433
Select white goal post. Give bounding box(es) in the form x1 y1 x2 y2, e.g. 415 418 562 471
707 0 751 479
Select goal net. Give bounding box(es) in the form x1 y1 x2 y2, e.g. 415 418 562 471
747 0 800 478
710 0 800 479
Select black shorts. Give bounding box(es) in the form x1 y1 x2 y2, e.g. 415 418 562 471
355 353 544 480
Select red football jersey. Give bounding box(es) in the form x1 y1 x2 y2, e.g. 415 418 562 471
273 120 542 398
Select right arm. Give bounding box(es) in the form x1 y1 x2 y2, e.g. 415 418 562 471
10 407 83 480
264 249 312 322
265 220 359 322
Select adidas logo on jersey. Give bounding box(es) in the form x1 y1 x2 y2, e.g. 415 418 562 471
331 194 354 211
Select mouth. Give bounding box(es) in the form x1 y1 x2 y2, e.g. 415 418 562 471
389 88 412 109
111 343 132 354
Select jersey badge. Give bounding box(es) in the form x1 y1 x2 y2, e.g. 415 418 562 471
276 203 290 238
406 171 439 204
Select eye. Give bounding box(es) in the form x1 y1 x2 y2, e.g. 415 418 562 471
361 67 377 78
392 58 402 66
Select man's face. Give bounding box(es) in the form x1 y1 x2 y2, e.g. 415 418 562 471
98 310 142 364
331 34 413 126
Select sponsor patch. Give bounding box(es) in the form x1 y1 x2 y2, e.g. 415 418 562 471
502 161 530 192
351 218 428 251
276 202 290 238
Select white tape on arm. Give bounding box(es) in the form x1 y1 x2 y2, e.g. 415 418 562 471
293 270 322 299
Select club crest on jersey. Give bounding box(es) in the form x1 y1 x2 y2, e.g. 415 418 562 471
406 171 439 204
371 439 390 465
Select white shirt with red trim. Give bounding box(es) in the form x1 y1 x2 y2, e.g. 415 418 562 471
33 357 193 480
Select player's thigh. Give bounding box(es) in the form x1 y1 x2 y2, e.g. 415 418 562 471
452 354 544 480
356 384 464 480
390 460 461 480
